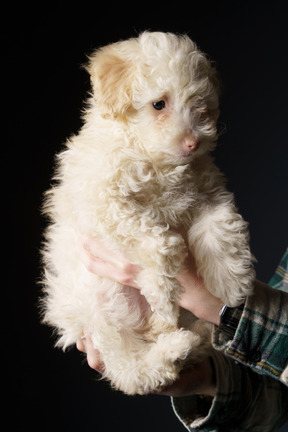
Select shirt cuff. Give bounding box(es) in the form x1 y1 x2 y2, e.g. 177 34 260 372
213 280 288 382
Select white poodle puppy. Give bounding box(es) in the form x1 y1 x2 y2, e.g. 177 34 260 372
41 31 255 395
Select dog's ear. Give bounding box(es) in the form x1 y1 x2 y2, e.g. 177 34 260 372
85 45 138 119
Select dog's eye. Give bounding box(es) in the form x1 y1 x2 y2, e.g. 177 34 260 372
152 100 166 110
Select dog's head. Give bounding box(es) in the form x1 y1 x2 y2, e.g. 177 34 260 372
85 32 220 164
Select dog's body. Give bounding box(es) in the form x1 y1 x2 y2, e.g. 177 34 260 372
42 32 255 394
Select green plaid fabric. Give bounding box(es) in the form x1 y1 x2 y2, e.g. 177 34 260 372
269 249 288 293
172 249 288 431
214 248 288 384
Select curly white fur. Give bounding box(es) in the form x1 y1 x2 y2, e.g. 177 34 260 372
41 32 255 395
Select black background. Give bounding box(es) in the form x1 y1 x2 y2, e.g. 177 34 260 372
8 2 287 431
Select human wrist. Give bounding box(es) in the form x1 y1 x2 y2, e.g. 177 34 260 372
193 293 222 326
177 270 222 325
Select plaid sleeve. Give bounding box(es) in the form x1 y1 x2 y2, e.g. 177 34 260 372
171 350 288 431
269 248 288 292
213 248 288 384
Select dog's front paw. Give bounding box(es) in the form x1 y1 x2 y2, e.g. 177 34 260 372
137 270 181 326
149 299 179 326
189 206 255 307
157 330 201 363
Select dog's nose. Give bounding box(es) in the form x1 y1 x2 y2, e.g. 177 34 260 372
183 134 199 152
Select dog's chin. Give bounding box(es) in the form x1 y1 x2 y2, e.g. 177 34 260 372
153 151 195 166
173 153 194 165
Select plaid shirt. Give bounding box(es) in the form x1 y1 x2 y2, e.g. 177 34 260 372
172 248 288 431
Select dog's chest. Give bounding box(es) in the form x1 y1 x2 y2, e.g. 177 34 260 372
116 162 197 225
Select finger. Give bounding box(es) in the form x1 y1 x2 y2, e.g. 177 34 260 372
79 246 140 288
78 236 141 289
76 338 87 353
80 235 126 270
78 243 112 277
85 335 105 373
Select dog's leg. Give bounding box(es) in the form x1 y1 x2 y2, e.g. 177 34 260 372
138 329 203 393
188 204 255 307
136 271 181 325
97 324 203 395
133 231 187 326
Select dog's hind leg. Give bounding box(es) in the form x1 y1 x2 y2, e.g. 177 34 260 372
98 327 200 395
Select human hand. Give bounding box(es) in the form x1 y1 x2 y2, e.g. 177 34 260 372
78 234 221 324
76 332 105 373
78 235 141 289
153 358 216 397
